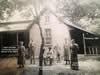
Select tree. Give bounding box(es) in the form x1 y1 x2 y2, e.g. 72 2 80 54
56 0 86 23
30 1 45 75
56 0 100 34
0 0 13 21
17 0 45 75
0 0 46 75
16 0 45 75
0 0 32 21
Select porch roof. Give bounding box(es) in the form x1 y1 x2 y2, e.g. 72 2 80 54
0 20 32 32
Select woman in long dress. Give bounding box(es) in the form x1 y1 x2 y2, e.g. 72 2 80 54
17 41 26 68
28 41 35 64
64 39 70 65
70 39 79 70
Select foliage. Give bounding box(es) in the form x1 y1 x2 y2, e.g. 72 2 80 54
0 0 13 21
0 0 35 21
56 0 100 34
1 0 100 34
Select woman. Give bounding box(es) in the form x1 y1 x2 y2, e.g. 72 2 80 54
70 39 79 70
54 45 60 63
28 40 35 64
17 41 26 68
64 39 70 65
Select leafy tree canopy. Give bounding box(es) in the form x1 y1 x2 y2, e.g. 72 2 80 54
0 0 100 34
56 0 100 34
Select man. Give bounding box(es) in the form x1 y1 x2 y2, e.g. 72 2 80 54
54 45 60 63
46 47 53 66
70 39 79 70
17 41 26 68
43 47 47 66
64 39 70 65
29 40 35 64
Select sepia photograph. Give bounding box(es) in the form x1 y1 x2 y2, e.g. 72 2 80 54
0 0 100 75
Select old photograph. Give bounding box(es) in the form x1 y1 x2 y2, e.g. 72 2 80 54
0 0 100 75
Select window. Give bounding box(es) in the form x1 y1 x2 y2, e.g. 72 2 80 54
45 28 51 37
45 28 52 45
45 37 52 44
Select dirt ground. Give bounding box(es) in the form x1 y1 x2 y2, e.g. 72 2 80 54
0 57 17 75
0 55 100 75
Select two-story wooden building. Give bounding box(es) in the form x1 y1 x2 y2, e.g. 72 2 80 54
0 8 100 57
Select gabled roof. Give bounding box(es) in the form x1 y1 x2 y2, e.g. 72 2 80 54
0 8 99 37
44 8 99 37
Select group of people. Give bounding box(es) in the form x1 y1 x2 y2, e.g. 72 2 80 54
64 39 79 70
43 39 79 70
43 47 54 66
17 39 79 70
43 43 62 66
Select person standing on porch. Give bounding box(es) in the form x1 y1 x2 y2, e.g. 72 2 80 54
17 41 26 68
28 40 35 64
70 39 79 70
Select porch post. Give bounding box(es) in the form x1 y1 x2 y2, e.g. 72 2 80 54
88 47 91 55
92 47 95 55
96 47 98 55
0 33 3 53
16 32 19 48
83 33 86 55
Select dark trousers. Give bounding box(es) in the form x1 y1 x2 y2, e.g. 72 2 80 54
47 57 53 66
57 54 60 63
44 58 47 66
30 56 35 64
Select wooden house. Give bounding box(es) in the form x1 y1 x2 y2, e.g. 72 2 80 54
0 9 100 57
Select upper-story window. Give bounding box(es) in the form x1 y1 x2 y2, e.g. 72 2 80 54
45 14 49 25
